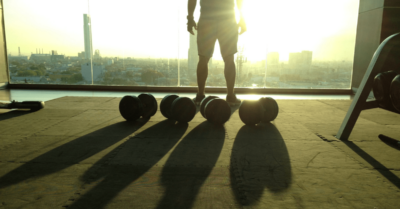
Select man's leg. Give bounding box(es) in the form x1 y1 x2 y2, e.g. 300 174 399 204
217 18 239 104
223 54 236 97
197 55 210 96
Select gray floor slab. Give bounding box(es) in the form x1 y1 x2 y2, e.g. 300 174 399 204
0 163 88 209
0 97 399 209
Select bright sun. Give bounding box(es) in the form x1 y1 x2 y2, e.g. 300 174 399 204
236 0 353 61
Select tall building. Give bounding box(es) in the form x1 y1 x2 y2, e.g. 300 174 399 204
288 52 301 66
81 63 104 83
188 31 198 79
301 50 312 66
94 49 101 60
83 14 93 60
267 52 279 65
289 51 313 66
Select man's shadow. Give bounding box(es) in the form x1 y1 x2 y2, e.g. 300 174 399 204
0 118 148 189
230 123 292 206
68 120 188 209
155 121 225 209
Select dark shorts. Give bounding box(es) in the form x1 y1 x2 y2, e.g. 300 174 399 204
197 17 238 58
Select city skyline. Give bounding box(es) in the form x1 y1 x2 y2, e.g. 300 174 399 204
4 0 359 61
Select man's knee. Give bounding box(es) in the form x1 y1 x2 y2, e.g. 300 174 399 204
223 54 235 64
198 55 210 67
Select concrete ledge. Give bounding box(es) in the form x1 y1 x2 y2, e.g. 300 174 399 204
0 82 7 89
8 84 353 95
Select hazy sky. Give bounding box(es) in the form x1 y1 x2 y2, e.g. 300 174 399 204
4 0 359 61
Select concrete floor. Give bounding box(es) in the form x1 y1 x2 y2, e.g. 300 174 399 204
0 96 399 209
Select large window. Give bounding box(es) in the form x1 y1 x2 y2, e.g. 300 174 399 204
4 0 359 89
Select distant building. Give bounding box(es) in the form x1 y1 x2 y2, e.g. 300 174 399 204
78 51 85 58
70 56 82 61
301 50 312 66
289 51 313 66
188 30 198 78
267 52 279 65
8 55 28 61
288 52 301 66
83 14 93 59
94 49 101 59
51 50 65 63
30 54 51 62
265 52 280 74
106 59 114 66
81 63 105 83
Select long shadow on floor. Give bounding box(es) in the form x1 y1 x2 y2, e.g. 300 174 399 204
155 121 225 209
0 110 32 122
230 123 292 206
0 118 148 189
343 141 400 190
68 120 188 209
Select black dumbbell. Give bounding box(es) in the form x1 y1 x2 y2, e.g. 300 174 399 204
200 96 231 124
239 97 279 125
0 100 45 111
390 74 400 112
160 95 196 123
373 71 399 109
259 97 279 122
119 94 157 121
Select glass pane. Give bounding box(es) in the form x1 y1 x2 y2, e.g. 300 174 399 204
179 0 359 89
5 0 358 89
89 0 179 86
5 0 90 84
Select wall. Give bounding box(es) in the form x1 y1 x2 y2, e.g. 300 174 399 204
352 0 400 90
0 0 9 88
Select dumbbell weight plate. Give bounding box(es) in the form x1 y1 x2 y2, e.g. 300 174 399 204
160 95 179 119
259 97 279 122
239 100 262 125
200 96 219 118
390 74 400 112
204 98 231 124
119 96 143 121
138 93 157 118
10 101 45 111
171 97 196 123
373 71 399 109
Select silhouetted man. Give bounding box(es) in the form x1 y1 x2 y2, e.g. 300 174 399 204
188 0 247 105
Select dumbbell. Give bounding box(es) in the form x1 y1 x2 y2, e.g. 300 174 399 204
160 95 196 123
390 74 400 112
373 71 399 109
239 97 279 125
0 100 45 111
119 94 157 121
200 96 231 124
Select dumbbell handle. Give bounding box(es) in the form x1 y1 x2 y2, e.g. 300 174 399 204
0 101 44 109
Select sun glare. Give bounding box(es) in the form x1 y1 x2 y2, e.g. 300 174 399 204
4 0 358 62
236 0 358 61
